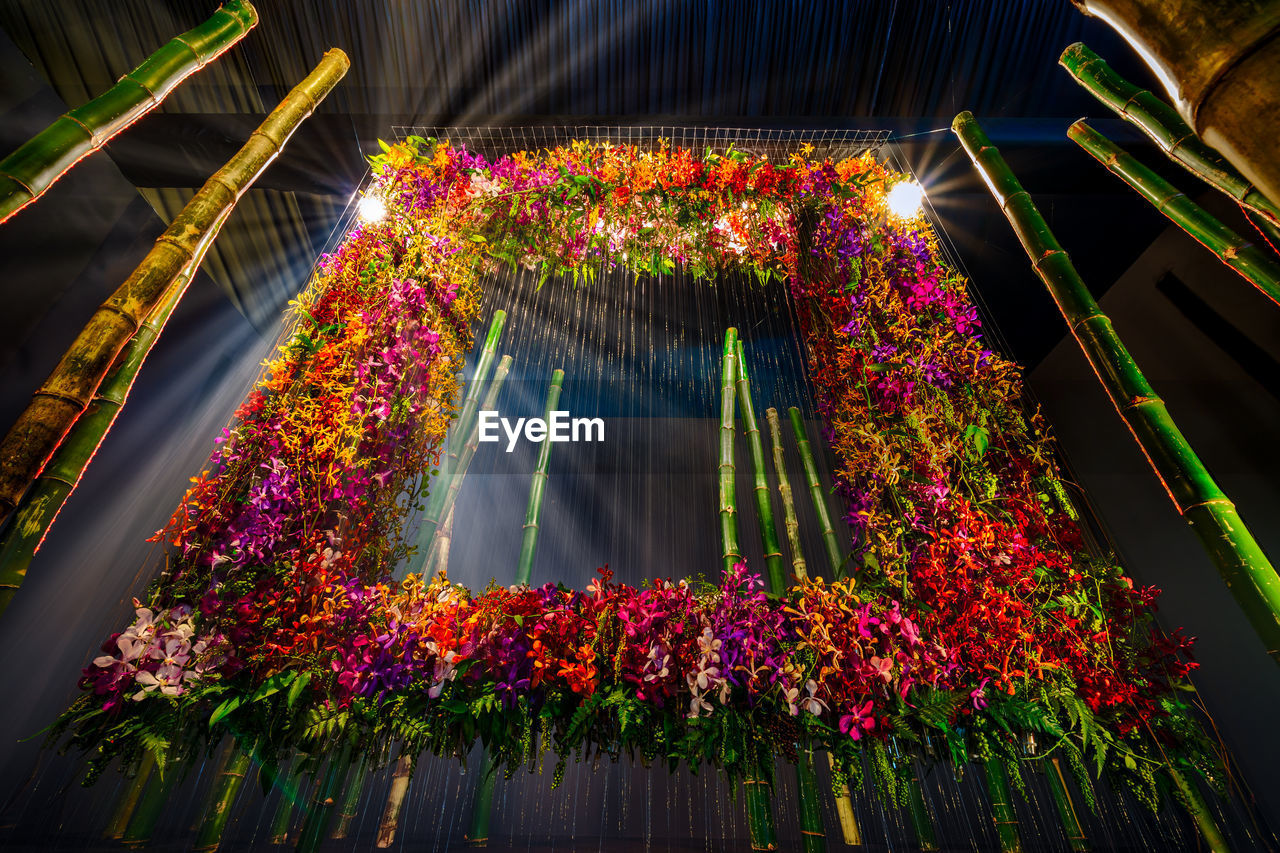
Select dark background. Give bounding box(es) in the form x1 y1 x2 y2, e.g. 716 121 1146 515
0 1 1278 848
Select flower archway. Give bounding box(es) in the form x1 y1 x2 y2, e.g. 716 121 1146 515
57 134 1209 837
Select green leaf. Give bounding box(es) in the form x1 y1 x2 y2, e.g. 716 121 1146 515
287 672 311 710
209 696 244 728
964 424 991 457
469 234 487 243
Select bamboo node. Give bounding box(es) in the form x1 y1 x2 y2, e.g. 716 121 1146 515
34 388 91 410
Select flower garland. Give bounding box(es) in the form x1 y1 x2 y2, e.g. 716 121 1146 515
53 137 1212 809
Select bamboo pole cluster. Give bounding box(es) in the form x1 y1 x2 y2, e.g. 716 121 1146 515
0 1 259 224
1068 0 1280 207
1059 42 1280 240
0 47 351 541
954 106 1248 852
768 404 862 847
953 110 1280 665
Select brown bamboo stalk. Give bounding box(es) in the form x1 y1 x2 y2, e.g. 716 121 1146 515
0 48 351 526
765 407 806 582
375 754 414 848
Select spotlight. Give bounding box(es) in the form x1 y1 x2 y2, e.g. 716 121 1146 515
886 181 925 218
357 194 387 223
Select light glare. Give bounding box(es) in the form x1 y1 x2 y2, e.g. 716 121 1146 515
886 181 925 218
357 195 387 223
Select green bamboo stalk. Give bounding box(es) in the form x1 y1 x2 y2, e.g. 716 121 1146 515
417 311 507 555
269 763 307 845
515 368 564 586
907 768 939 852
954 110 1280 664
795 746 827 853
1068 120 1280 308
295 740 354 853
422 354 514 574
1044 757 1090 851
0 206 231 617
121 761 179 847
1167 765 1231 853
983 758 1024 853
0 48 351 530
375 753 414 848
332 757 368 839
720 328 741 572
765 407 807 582
787 407 844 580
468 368 564 845
0 1 258 224
734 341 786 594
466 753 499 847
104 751 155 839
1059 42 1280 230
744 775 778 851
194 741 254 852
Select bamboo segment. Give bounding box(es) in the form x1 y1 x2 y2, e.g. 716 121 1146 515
1059 42 1280 229
1068 120 1280 308
0 206 231 617
194 741 254 852
514 368 564 586
907 770 939 852
1167 765 1232 853
423 354 514 573
766 408 807 582
828 766 863 847
121 763 179 848
0 48 351 528
295 740 354 853
0 1 258 224
787 407 844 580
735 341 787 594
331 757 368 839
744 775 778 851
720 329 741 572
376 754 413 848
795 747 827 853
104 751 155 839
467 753 499 847
418 311 507 552
983 758 1024 853
953 110 1280 663
1044 757 1090 851
429 504 456 574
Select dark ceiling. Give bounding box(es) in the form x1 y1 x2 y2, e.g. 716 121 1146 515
0 0 1232 366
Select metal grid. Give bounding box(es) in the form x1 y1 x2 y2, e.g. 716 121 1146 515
389 125 890 162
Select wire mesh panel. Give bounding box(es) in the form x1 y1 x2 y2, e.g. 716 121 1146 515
390 124 891 163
